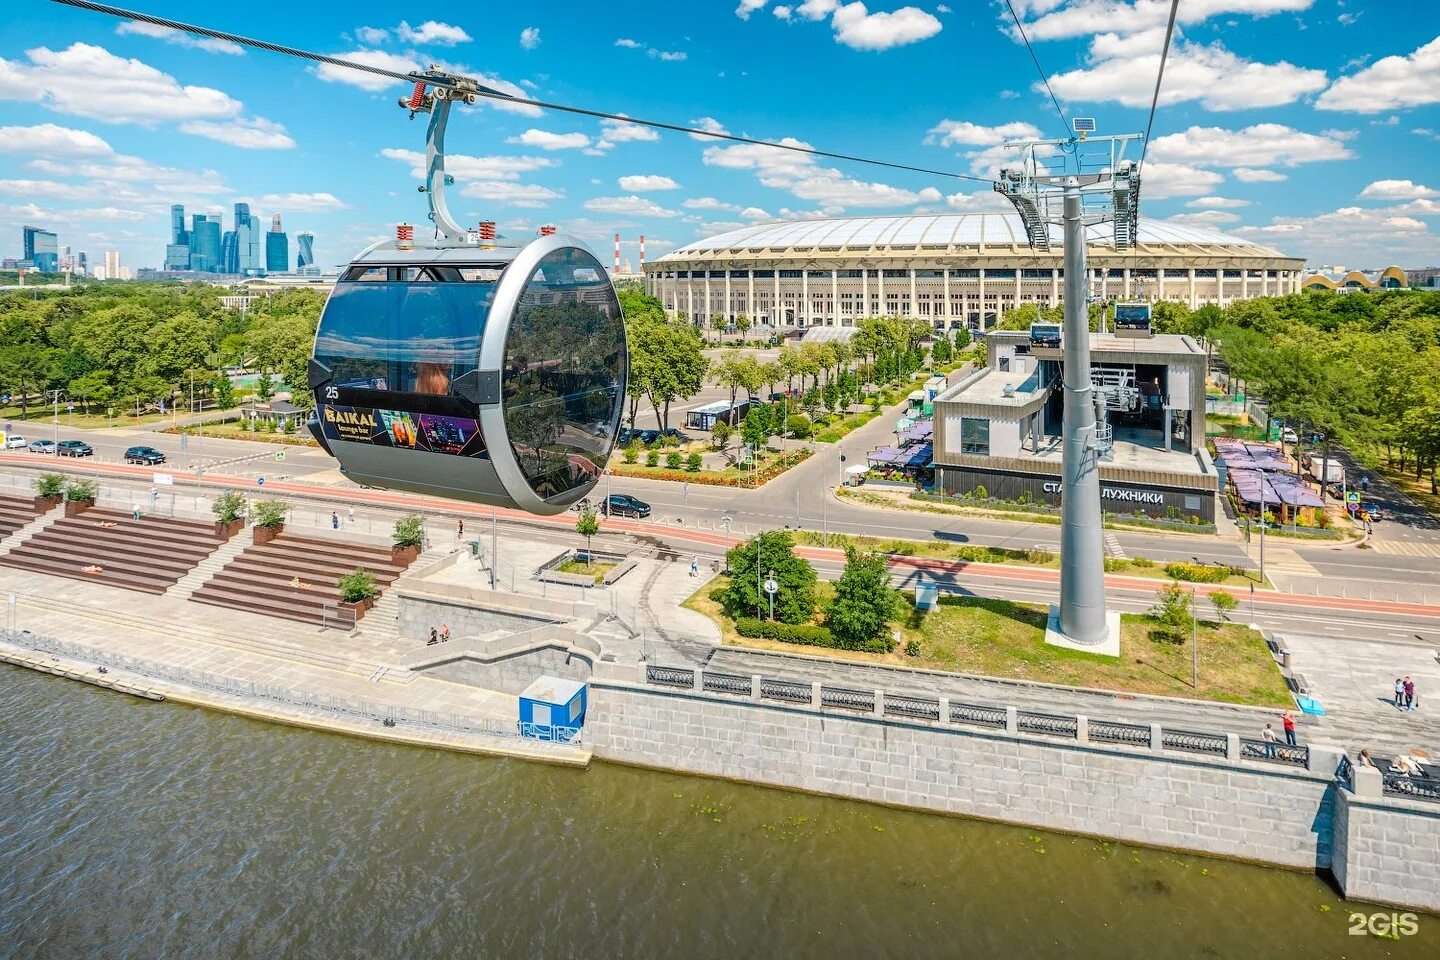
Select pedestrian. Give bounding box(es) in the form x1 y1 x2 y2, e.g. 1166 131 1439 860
1357 748 1376 768
131 503 141 520
1361 475 1369 493
429 626 437 646
331 510 339 530
1403 675 1416 711
1261 723 1278 758
457 518 464 541
441 623 450 643
348 506 355 524
690 556 699 578
1281 710 1297 747
1395 677 1405 708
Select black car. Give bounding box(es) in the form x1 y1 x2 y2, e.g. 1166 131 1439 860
637 429 661 445
124 445 166 465
601 494 651 518
56 440 93 457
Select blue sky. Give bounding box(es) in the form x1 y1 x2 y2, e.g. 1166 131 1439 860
2 0 1437 273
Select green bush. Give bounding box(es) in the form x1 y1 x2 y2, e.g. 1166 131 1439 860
645 450 660 467
252 498 288 528
972 484 989 500
621 441 640 464
337 566 379 603
786 414 812 439
735 617 834 646
904 639 921 657
392 514 425 547
665 451 683 469
1163 561 1229 583
211 489 246 523
64 478 98 503
685 452 702 472
1131 556 1154 568
35 473 65 499
1103 556 1130 572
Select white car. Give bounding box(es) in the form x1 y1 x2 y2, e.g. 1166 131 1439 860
1281 428 1298 444
2 435 26 449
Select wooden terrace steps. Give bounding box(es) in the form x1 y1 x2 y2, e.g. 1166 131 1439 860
0 507 225 595
0 494 42 540
188 531 414 628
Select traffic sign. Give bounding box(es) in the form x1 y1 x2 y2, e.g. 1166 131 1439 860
274 450 286 462
257 475 266 486
1346 492 1360 503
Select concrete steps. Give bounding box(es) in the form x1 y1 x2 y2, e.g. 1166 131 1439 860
165 526 256 600
353 543 450 645
0 498 59 559
0 508 223 593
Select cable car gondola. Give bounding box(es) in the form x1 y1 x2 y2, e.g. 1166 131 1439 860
1112 301 1153 338
306 70 627 516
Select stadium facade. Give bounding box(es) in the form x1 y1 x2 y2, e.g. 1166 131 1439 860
646 214 1305 329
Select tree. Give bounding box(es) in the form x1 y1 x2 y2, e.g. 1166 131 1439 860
952 326 971 350
392 514 425 547
711 419 733 452
722 530 817 624
256 371 275 401
210 489 246 523
932 337 952 364
741 406 769 453
575 506 600 568
735 313 752 337
1149 580 1192 642
826 547 903 649
1209 589 1238 621
632 319 708 431
252 498 288 529
211 374 236 409
337 567 379 603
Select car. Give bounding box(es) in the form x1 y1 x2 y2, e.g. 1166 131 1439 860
637 429 661 445
1281 427 1299 444
28 439 56 454
2 434 26 449
56 440 93 457
124 445 166 465
1361 502 1386 522
600 494 651 518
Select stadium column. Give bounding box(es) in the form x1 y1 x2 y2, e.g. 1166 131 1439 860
748 270 755 321
909 268 917 319
687 279 694 322
1188 268 1197 310
801 269 809 326
861 268 868 315
942 268 950 329
877 269 885 315
1123 267 1132 299
725 269 732 324
1241 268 1249 300
977 269 986 328
1050 267 1059 306
773 271 781 326
831 269 838 327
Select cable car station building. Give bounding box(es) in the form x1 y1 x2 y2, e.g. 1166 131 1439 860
930 330 1217 522
647 214 1304 329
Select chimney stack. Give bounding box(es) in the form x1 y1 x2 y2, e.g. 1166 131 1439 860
614 233 621 273
539 224 557 236
478 220 496 240
396 223 414 250
639 234 646 271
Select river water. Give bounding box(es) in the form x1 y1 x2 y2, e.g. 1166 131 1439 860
0 665 1424 959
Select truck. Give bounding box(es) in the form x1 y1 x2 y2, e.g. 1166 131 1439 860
1304 454 1345 486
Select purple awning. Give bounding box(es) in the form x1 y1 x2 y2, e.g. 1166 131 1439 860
1228 467 1324 508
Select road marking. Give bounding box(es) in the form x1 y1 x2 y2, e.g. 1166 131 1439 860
1368 540 1440 559
1259 547 1321 576
1103 532 1127 559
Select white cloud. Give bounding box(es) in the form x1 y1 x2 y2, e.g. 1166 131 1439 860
115 20 244 55
1149 124 1353 168
314 48 420 92
943 189 1016 212
1140 162 1224 199
0 123 113 157
648 49 688 61
1014 0 1314 42
697 220 749 235
1336 11 1362 26
595 116 661 151
1233 167 1287 183
520 27 541 50
460 181 562 207
741 206 772 221
618 175 680 191
925 119 1042 148
1047 35 1327 111
585 195 683 217
831 3 943 50
1317 37 1440 113
1370 115 1399 126
1357 179 1438 201
1164 210 1241 226
249 192 349 212
1384 215 1425 230
380 147 558 182
0 43 242 124
1186 196 1250 209
355 26 389 45
507 129 591 150
395 21 471 46
689 116 730 141
180 117 295 149
736 0 771 18
614 38 643 48
684 197 740 211
471 72 542 116
1236 204 1437 264
774 5 794 19
703 136 940 212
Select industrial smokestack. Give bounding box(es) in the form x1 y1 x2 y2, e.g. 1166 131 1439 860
614 233 621 273
478 220 496 240
639 234 646 271
539 224 557 236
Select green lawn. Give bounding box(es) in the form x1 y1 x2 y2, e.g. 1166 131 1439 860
556 558 618 583
813 409 882 444
683 580 1289 707
0 404 176 431
165 422 320 446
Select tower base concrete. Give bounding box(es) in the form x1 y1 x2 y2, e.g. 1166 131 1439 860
1045 605 1121 658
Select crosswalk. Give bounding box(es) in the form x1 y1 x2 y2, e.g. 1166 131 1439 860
1369 539 1440 559
1259 547 1320 576
1103 532 1126 559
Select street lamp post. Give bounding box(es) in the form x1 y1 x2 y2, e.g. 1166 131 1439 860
764 571 778 622
1191 583 1199 689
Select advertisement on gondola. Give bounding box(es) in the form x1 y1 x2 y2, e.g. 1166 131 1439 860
317 404 488 458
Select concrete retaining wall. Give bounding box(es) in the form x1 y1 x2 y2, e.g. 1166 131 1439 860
1332 787 1440 912
427 645 591 695
587 681 1334 871
398 592 554 640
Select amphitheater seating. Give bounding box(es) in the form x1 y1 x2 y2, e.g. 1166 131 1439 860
0 494 43 541
0 507 225 594
189 531 412 628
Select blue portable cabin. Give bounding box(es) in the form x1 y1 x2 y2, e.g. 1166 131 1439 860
518 675 587 741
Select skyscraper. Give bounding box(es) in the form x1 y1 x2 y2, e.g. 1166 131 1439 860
233 202 262 274
22 226 59 272
170 204 185 244
265 213 289 273
189 213 221 272
296 232 315 272
220 229 237 274
103 250 122 280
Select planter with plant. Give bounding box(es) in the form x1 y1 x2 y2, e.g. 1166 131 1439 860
337 566 379 619
251 498 288 543
63 478 99 516
34 473 65 510
210 489 247 538
391 514 425 562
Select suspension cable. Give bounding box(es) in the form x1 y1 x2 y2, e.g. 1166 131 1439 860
51 0 998 185
1001 0 1069 139
1139 0 1182 169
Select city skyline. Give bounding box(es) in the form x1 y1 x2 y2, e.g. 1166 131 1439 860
0 2 1436 273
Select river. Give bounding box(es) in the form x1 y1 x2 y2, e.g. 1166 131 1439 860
0 665 1423 959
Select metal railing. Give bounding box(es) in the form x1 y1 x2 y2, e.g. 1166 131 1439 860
1162 729 1228 756
1382 772 1440 802
701 670 751 696
645 664 695 688
758 677 811 704
950 701 1007 730
1239 738 1310 767
1336 755 1353 791
820 685 875 712
1017 711 1079 739
884 693 940 721
3 630 583 747
1089 719 1151 746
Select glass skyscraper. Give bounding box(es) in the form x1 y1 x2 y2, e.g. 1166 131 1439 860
22 226 59 272
296 232 315 272
265 213 288 273
170 204 185 244
189 214 222 272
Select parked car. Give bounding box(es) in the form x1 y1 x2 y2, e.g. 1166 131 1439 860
124 445 166 465
2 434 26 449
1361 502 1386 522
637 429 660 445
1281 427 1299 444
28 439 56 454
56 440 93 457
601 494 651 518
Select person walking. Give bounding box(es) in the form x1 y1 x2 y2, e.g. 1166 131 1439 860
440 623 450 643
1395 677 1406 709
1360 475 1369 494
331 511 339 530
1281 711 1297 747
428 627 438 646
1261 723 1279 758
689 556 699 578
348 506 355 525
456 518 464 541
1403 676 1416 711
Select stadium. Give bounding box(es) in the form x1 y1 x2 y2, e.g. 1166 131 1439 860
645 213 1305 329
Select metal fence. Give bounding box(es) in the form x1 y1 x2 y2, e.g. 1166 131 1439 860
1089 719 1151 746
1239 737 1310 767
2 630 582 748
1382 772 1440 802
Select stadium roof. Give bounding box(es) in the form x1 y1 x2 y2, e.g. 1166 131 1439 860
659 214 1289 259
